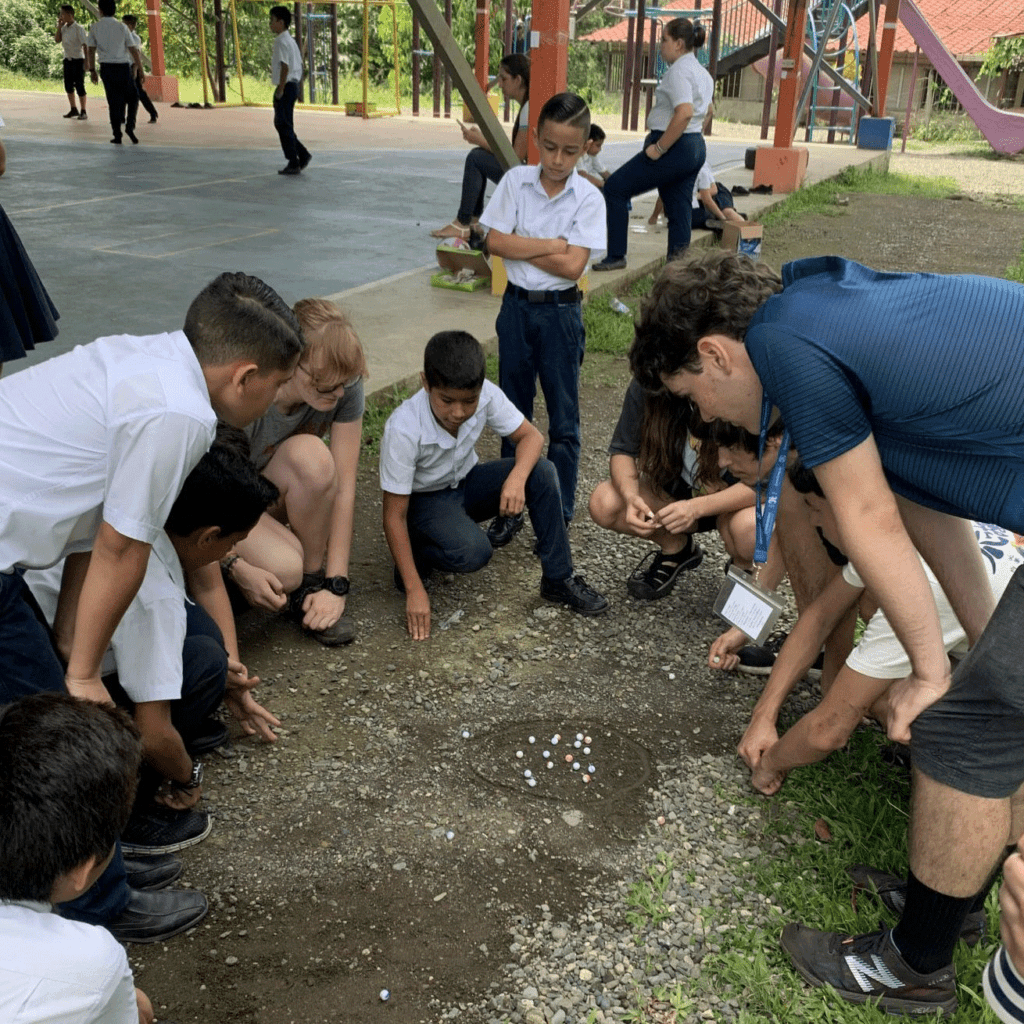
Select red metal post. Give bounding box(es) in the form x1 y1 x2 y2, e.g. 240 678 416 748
875 0 901 115
144 0 178 103
528 0 570 163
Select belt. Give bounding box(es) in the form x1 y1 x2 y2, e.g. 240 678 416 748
506 283 582 305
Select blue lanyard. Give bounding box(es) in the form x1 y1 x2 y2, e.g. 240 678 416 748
754 393 791 567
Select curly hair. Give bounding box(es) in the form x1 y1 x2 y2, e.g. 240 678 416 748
629 251 783 392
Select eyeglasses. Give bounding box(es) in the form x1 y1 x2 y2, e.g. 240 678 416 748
297 364 361 396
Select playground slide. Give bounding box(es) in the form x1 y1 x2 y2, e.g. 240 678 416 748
899 0 1024 155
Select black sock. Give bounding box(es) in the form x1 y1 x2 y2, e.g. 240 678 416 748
891 870 976 974
968 844 1016 913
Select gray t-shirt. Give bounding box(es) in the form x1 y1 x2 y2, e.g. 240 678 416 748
245 379 365 471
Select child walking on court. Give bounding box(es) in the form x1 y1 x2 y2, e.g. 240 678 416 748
270 5 310 175
479 91 606 543
380 330 608 641
55 5 88 120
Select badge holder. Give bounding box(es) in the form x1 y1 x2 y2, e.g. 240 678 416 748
713 564 785 644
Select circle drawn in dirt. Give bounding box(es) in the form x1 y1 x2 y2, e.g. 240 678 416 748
467 721 652 804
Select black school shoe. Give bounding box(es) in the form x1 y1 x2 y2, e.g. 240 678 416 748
124 853 183 891
626 540 704 600
185 717 229 756
120 807 212 855
487 512 525 548
279 163 301 175
540 575 609 615
107 888 209 944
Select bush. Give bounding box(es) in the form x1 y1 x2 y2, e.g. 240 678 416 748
10 27 58 79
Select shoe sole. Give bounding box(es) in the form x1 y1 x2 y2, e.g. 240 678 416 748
540 594 609 616
120 815 213 856
626 547 704 600
114 901 210 945
487 522 524 549
124 861 184 891
780 929 957 1017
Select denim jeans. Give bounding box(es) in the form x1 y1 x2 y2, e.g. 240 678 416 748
603 130 706 260
0 571 130 924
407 458 573 581
457 147 504 224
497 293 585 523
273 81 310 167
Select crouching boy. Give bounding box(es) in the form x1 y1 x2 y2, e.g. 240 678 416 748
0 693 154 1023
381 330 608 640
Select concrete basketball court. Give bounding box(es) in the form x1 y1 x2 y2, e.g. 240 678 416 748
0 90 884 391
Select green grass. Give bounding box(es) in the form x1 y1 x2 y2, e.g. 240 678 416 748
618 728 1002 1024
1006 244 1024 284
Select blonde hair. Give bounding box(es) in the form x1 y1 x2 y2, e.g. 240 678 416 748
292 298 368 383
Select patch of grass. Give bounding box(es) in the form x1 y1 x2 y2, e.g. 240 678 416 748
625 853 676 932
1006 243 1024 284
362 382 413 452
0 71 62 94
584 293 639 356
759 166 960 229
656 729 1001 1022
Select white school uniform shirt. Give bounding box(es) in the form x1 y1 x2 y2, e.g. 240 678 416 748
692 159 716 207
379 380 524 495
0 900 137 1024
59 22 88 60
843 522 1022 680
577 150 608 179
648 51 713 133
86 17 136 64
0 330 216 574
479 164 606 292
272 31 303 84
26 531 188 703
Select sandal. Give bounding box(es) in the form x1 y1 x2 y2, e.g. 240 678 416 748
626 540 703 601
430 220 471 240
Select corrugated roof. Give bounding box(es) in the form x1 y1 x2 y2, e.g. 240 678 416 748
580 1 711 43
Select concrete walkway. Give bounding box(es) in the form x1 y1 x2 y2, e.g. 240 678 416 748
0 89 886 395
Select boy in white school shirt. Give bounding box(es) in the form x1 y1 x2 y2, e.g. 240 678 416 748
270 4 311 175
380 330 608 641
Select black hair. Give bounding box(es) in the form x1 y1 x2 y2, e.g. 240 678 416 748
588 123 605 142
500 53 530 96
423 330 486 390
270 5 291 27
690 415 786 487
630 251 782 390
537 91 590 141
60 4 75 13
664 16 706 51
164 439 279 538
787 458 825 498
0 694 141 902
122 13 136 26
98 0 116 16
183 272 304 371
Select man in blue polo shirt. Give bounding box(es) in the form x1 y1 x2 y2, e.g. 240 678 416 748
630 251 1024 1018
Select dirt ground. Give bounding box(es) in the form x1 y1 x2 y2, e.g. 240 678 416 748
132 188 1024 1023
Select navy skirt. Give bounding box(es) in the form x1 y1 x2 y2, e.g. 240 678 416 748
0 204 59 362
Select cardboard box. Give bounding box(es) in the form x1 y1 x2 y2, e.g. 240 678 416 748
431 271 491 292
720 222 763 261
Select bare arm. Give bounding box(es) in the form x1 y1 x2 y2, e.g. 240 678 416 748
486 228 567 261
51 552 92 661
530 244 591 282
814 436 950 741
87 44 97 74
129 44 143 77
655 482 755 535
698 187 726 220
54 21 64 43
382 491 430 641
134 700 199 808
499 419 544 516
276 62 289 94
66 522 151 703
325 418 361 581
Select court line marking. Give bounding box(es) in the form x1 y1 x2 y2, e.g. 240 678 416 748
92 227 279 259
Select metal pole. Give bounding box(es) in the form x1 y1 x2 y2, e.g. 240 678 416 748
213 0 226 101
901 44 918 152
629 0 646 130
331 4 339 105
621 0 635 130
707 0 722 133
362 0 369 118
760 0 782 139
412 14 420 115
504 0 513 122
228 0 244 102
444 0 452 118
194 0 210 106
293 3 303 102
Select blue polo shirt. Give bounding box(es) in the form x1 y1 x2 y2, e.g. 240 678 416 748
745 257 1024 531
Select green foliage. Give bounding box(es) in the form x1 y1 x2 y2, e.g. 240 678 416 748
980 35 1024 78
0 0 62 80
568 41 607 107
911 111 983 144
624 854 676 931
582 292 638 355
1006 243 1024 284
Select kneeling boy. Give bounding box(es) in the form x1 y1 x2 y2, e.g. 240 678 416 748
381 330 608 640
0 693 154 1023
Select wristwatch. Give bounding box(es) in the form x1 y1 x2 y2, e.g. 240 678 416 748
323 575 350 596
171 760 204 791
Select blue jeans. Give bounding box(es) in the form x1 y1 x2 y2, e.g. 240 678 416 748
273 81 310 167
407 458 573 581
457 147 504 225
0 571 130 924
497 293 585 523
603 130 706 260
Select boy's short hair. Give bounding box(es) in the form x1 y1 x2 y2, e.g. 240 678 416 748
60 4 75 14
690 414 785 455
787 458 825 498
269 4 291 27
537 92 591 141
98 0 117 16
588 123 605 142
122 13 136 25
164 438 279 538
293 298 368 384
0 694 141 902
184 272 304 372
630 251 782 391
423 331 486 391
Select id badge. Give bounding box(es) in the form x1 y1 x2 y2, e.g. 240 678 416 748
713 564 785 644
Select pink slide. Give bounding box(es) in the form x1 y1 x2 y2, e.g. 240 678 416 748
899 0 1024 155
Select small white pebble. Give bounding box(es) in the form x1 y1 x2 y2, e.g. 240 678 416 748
543 750 551 758
528 777 537 787
445 830 454 840
379 989 390 1002
588 764 596 773
576 733 584 740
668 672 676 680
515 750 524 759
583 746 590 754
572 761 580 770
524 769 532 778
461 730 470 739
528 735 536 744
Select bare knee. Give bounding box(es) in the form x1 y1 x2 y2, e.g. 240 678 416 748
589 480 624 530
275 434 338 500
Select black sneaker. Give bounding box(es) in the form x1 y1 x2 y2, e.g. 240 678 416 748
486 512 525 549
591 257 627 271
847 865 986 946
298 151 311 169
124 852 183 891
737 630 788 675
120 807 212 855
107 888 209 944
626 541 703 600
63 109 80 118
279 164 301 175
780 923 957 1017
540 575 609 616
288 570 325 618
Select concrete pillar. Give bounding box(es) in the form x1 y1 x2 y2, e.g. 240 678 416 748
527 0 570 164
145 0 178 103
